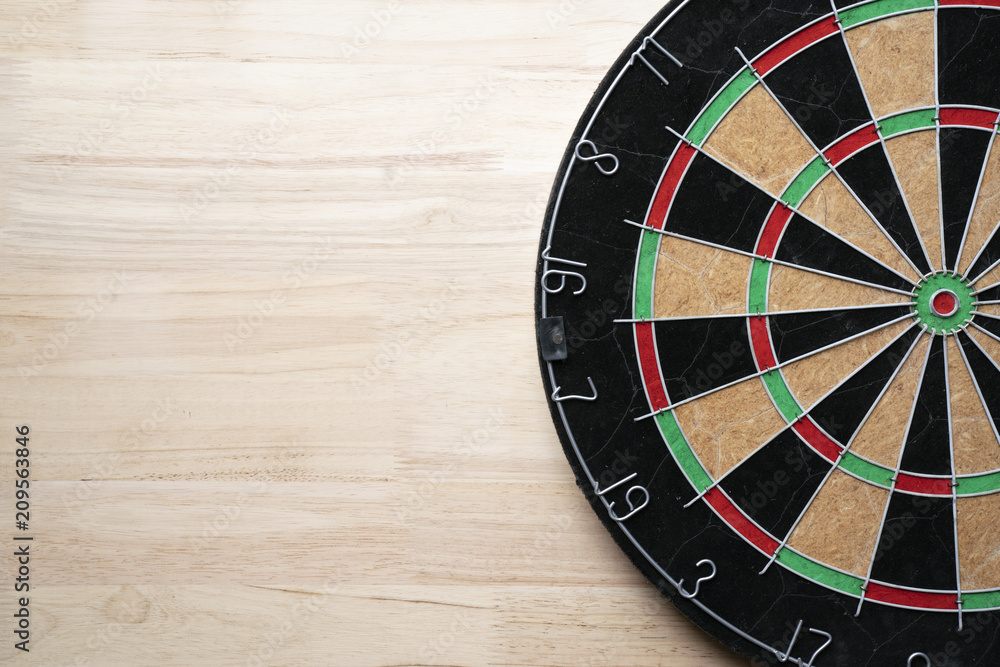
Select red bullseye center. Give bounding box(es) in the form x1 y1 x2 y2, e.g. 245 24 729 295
931 290 959 317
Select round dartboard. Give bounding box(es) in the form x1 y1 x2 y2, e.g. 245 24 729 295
535 1 1000 664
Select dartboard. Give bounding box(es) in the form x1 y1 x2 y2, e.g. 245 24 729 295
535 1 1000 664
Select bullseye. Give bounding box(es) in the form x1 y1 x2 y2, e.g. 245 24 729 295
910 274 975 334
930 290 959 318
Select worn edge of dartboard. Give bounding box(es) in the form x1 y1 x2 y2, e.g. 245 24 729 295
534 1 1000 664
533 1 788 661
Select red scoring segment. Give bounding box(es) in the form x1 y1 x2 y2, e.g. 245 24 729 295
939 107 1000 129
704 488 780 554
894 473 953 496
792 419 842 462
823 123 880 165
749 317 777 369
754 17 839 75
757 205 794 258
865 583 959 610
636 322 670 412
647 143 697 231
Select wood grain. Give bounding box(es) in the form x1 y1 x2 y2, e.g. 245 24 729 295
0 1 749 665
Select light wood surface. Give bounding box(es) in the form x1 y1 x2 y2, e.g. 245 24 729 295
0 2 750 665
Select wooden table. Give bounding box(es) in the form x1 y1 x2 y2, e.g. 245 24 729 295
0 1 749 664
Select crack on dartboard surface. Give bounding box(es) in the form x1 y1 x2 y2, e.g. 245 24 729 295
849 26 876 60
941 18 983 74
785 223 827 269
643 454 670 491
666 522 716 572
747 578 790 635
866 613 924 665
675 334 714 400
557 229 626 253
584 385 641 464
607 143 670 164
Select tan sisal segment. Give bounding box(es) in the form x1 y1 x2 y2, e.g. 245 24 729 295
959 141 1000 275
652 235 752 319
969 327 1000 371
785 470 888 577
979 304 1000 317
844 12 935 118
674 377 786 479
703 86 816 196
947 337 1000 475
884 131 942 273
799 174 921 281
958 495 1000 589
974 265 1000 292
767 263 908 312
850 334 929 467
781 320 912 411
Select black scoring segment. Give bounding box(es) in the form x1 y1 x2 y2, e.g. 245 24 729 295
767 305 911 364
834 145 932 276
972 316 1000 343
654 317 757 402
870 493 957 593
664 153 774 253
808 326 921 446
966 233 1000 284
939 8 1000 110
957 330 1000 438
719 428 831 540
763 34 872 150
899 336 951 476
940 128 993 271
776 215 915 293
975 283 1000 303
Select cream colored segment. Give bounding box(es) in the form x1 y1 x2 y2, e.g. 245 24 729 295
703 86 817 196
850 334 930 467
844 12 935 118
884 130 942 274
781 320 912 411
974 264 1000 292
947 337 1000 475
799 174 921 281
652 234 753 319
768 263 908 312
959 138 1000 275
785 470 889 577
969 326 1000 372
673 377 786 479
958 495 1000 589
979 304 1000 317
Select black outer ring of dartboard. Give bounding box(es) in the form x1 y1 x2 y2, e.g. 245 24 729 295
532 2 763 660
532 2 1000 665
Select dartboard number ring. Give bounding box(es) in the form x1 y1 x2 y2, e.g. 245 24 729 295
536 1 1000 664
